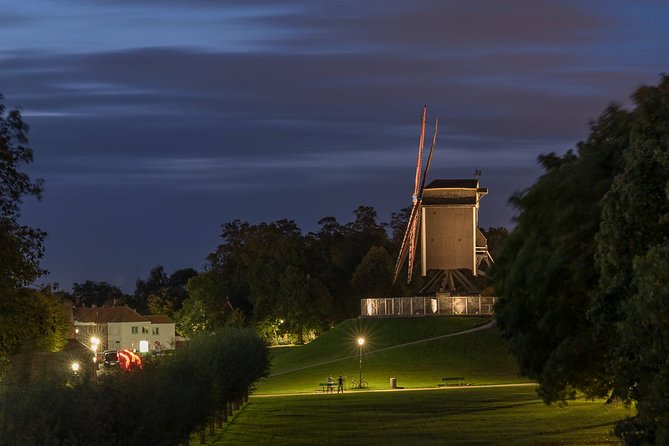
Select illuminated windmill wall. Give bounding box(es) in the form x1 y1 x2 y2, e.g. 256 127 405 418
420 179 490 279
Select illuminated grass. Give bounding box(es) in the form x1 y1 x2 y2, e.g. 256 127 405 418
202 386 629 445
256 317 523 394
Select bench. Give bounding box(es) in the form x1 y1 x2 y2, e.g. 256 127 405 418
439 376 465 386
318 382 335 392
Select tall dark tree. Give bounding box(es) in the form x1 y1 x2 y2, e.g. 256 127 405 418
0 95 55 373
593 76 669 444
493 76 669 445
493 104 630 403
0 95 46 292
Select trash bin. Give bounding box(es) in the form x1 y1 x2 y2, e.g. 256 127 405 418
390 377 397 388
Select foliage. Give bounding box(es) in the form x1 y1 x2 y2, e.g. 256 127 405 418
593 76 669 445
132 265 197 315
0 328 269 445
493 103 630 403
350 246 394 300
493 76 669 444
0 95 46 292
0 97 60 376
190 206 406 342
0 287 70 378
479 226 509 259
71 280 126 307
275 266 332 343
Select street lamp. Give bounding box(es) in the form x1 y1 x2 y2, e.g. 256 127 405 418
357 337 365 388
71 361 80 374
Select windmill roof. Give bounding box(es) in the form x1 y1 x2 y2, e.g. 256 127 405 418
75 306 149 323
422 179 488 205
425 179 481 189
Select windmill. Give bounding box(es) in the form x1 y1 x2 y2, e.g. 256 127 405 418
393 107 493 293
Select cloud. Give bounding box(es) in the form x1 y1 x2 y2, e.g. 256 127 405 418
4 0 668 291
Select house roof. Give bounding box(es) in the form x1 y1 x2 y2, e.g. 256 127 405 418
75 306 149 323
74 306 175 324
146 315 175 324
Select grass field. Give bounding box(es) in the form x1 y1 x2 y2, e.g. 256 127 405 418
200 386 630 445
191 317 631 445
257 317 524 394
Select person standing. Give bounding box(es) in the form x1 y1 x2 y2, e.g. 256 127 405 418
337 375 344 393
327 374 334 393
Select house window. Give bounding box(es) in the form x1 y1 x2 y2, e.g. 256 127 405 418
131 326 138 334
152 327 160 335
142 326 149 334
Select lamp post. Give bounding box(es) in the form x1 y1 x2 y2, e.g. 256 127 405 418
357 337 365 388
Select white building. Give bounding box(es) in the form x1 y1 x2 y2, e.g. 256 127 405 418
74 306 176 353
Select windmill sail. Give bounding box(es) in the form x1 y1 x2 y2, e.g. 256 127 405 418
392 107 439 285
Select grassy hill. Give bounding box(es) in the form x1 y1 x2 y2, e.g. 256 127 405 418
255 317 526 394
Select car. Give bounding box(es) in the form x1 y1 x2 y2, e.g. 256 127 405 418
103 350 118 368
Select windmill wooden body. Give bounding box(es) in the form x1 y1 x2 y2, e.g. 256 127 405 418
393 107 493 293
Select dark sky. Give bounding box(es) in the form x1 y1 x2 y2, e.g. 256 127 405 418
2 0 667 292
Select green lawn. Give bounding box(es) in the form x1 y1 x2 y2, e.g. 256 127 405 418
201 386 630 445
257 317 524 394
191 317 630 445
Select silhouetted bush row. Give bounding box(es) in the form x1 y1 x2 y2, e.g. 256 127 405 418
0 328 269 445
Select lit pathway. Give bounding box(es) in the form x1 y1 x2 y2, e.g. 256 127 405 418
268 320 497 377
251 382 537 398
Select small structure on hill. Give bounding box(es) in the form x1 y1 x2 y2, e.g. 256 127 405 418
362 107 495 317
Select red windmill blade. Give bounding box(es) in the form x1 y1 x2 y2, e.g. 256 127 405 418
393 108 439 285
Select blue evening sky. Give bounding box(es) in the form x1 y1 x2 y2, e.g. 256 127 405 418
1 0 667 291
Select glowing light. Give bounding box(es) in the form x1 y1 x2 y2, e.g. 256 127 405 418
71 362 80 373
139 340 149 353
118 349 143 371
357 337 365 346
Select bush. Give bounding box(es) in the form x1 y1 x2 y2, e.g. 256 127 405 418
0 328 269 445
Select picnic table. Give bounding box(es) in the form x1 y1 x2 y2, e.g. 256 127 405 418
318 382 336 392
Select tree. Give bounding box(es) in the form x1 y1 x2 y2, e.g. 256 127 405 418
0 287 70 373
134 266 198 316
309 206 392 319
131 265 168 312
492 103 630 403
275 266 332 343
0 95 45 292
493 75 669 445
180 270 231 335
593 76 669 444
479 226 509 259
351 246 394 300
0 95 52 373
72 280 126 307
